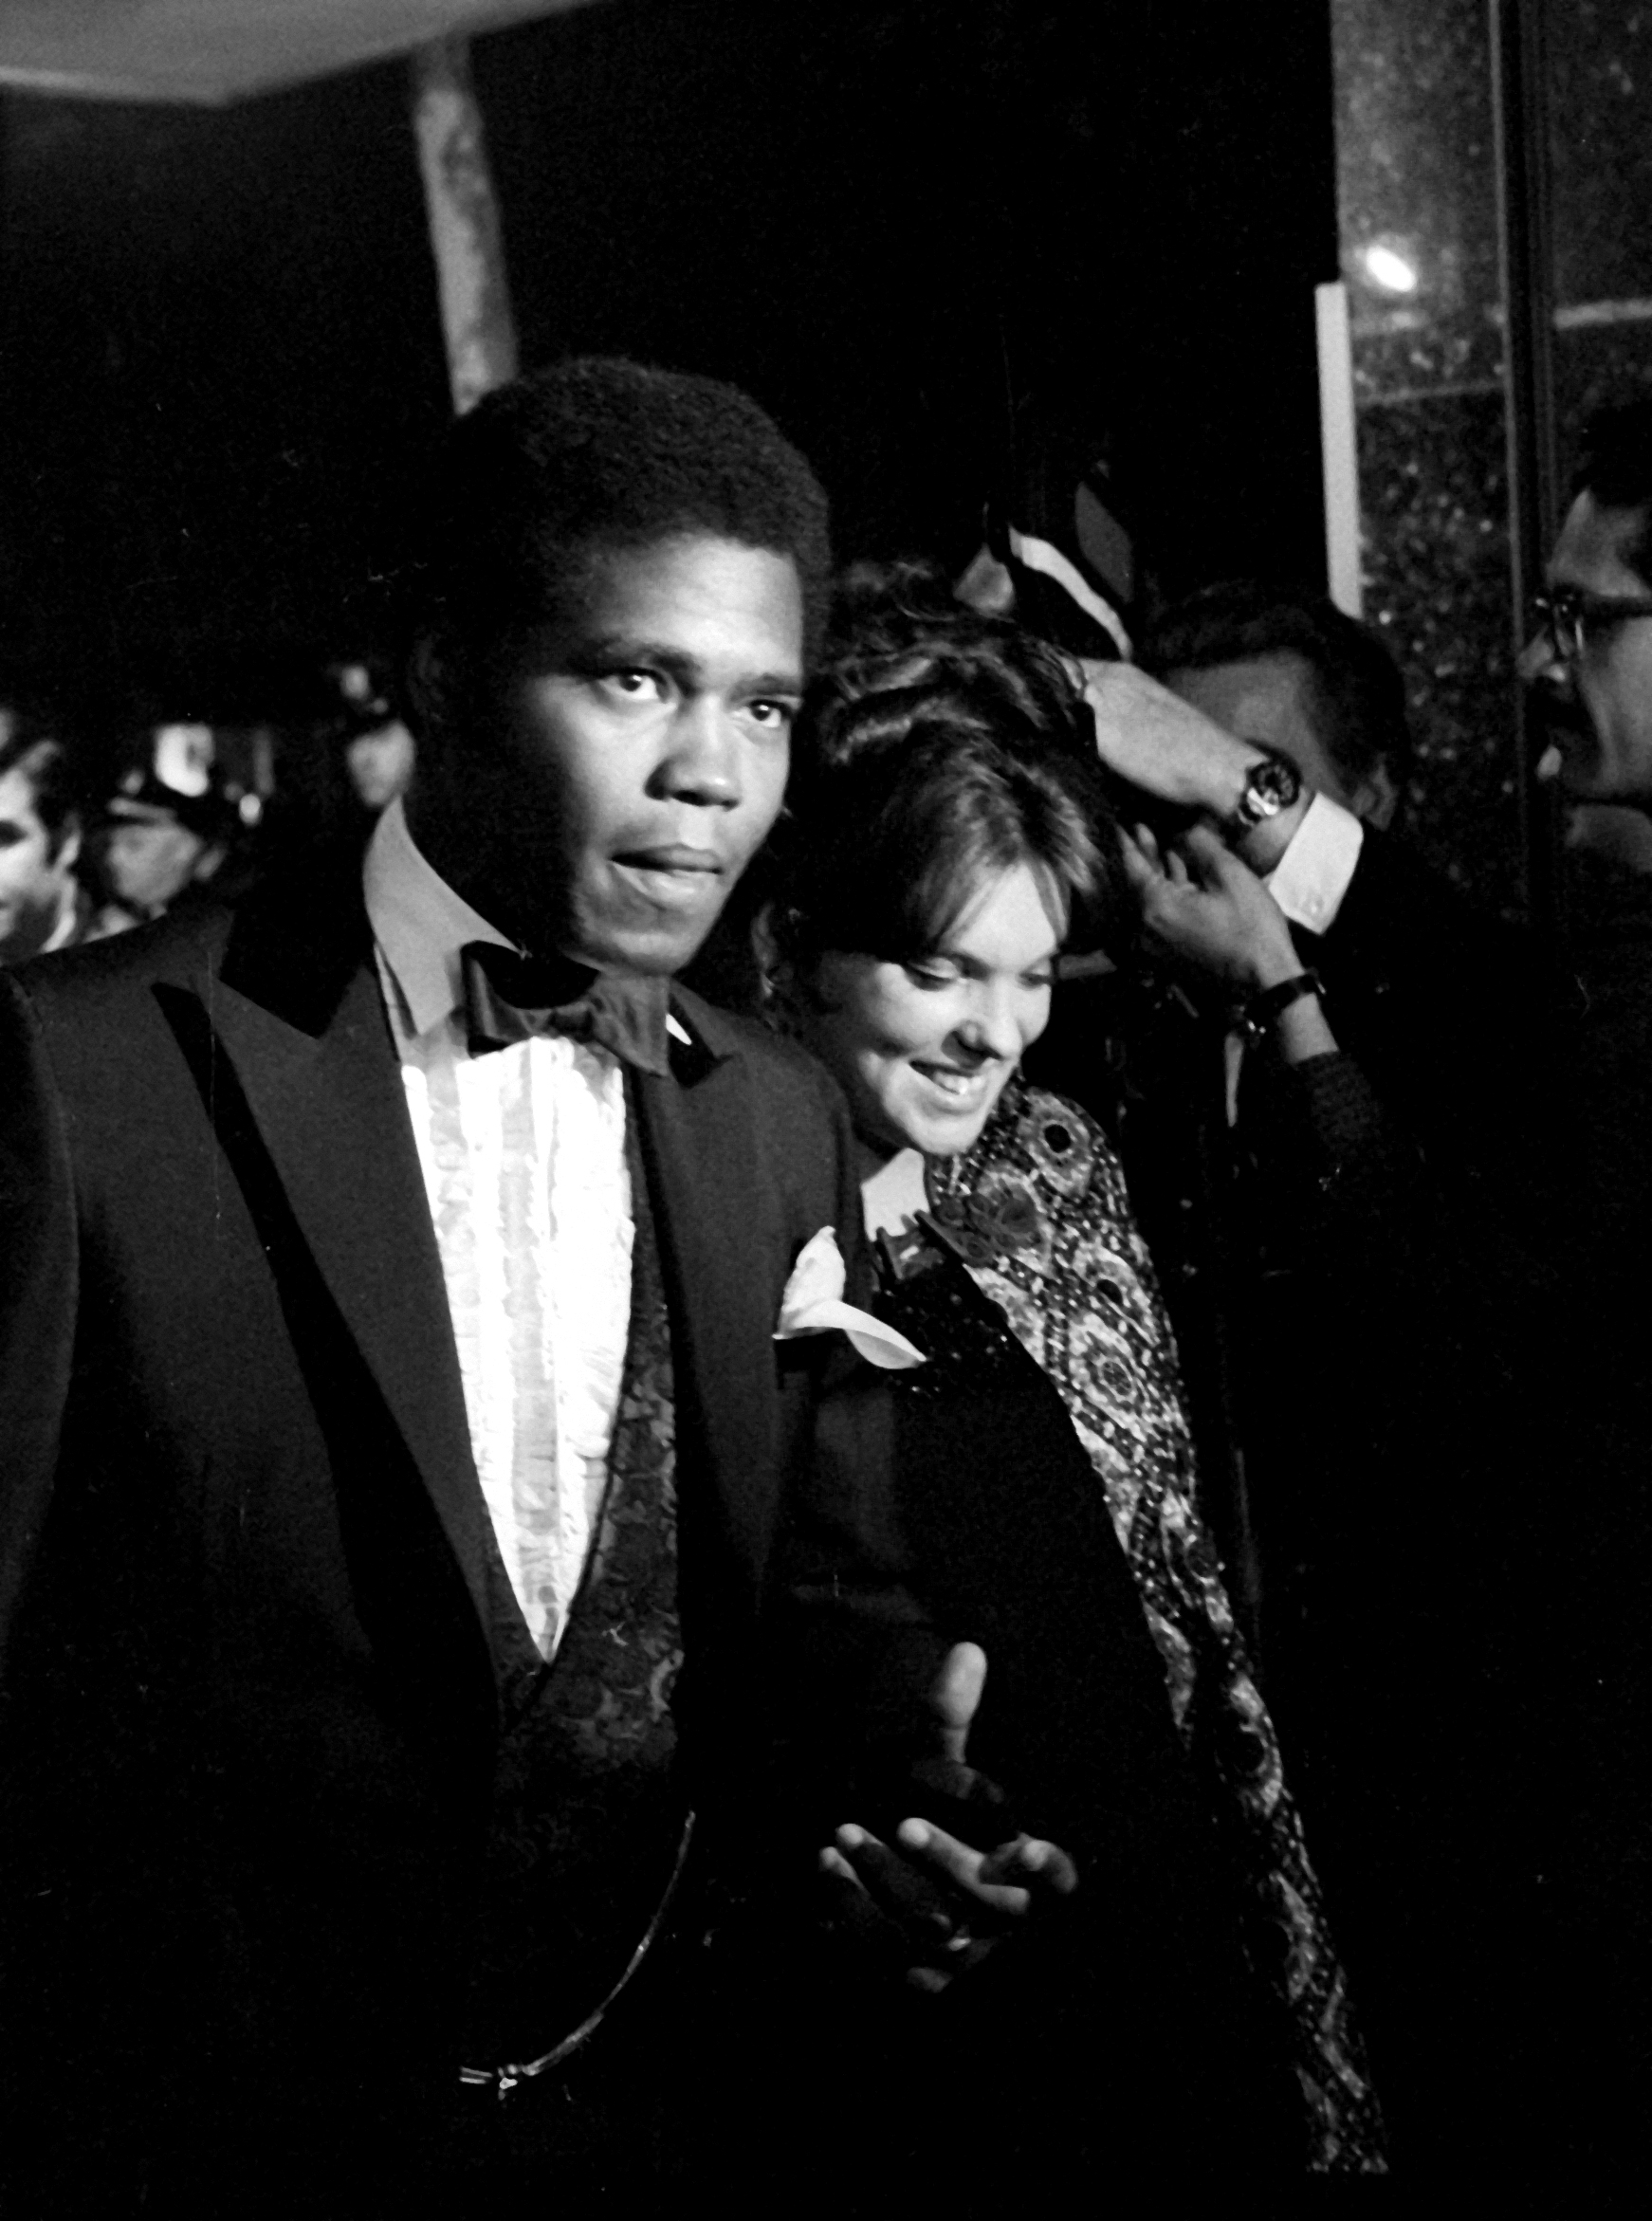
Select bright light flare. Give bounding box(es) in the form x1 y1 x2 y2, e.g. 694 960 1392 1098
1361 243 1420 295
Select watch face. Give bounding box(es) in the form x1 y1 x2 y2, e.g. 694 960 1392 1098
1246 752 1302 818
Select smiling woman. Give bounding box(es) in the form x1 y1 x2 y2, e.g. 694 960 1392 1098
802 859 1063 1164
762 567 1389 2176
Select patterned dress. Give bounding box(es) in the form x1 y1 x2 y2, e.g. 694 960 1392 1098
919 1074 1386 2175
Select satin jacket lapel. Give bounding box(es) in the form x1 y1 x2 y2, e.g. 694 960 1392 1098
630 1015 783 1619
204 874 496 1637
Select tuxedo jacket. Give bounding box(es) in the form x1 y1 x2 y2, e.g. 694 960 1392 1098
0 856 920 2197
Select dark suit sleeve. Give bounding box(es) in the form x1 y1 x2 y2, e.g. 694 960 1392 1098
1304 829 1580 1205
698 1039 947 1854
1233 837 1577 1983
1240 828 1583 1287
0 977 79 1665
774 1055 945 1679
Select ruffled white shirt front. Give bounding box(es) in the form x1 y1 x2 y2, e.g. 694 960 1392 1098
364 800 633 1660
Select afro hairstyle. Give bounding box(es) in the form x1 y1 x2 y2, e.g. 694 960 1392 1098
409 356 832 663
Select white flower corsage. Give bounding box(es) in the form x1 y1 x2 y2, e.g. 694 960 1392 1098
774 1225 927 1371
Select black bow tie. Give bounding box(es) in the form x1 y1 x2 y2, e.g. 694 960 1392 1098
459 942 671 1075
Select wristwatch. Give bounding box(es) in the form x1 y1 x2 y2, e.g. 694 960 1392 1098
1228 748 1303 837
1236 968 1324 1043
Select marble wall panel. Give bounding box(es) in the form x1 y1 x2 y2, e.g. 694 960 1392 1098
1356 387 1521 905
1334 1 1652 923
1551 5 1652 311
1332 0 1518 917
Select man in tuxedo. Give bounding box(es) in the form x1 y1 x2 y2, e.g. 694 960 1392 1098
0 359 1035 2211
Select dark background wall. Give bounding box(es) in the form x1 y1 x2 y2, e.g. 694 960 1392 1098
0 0 1337 723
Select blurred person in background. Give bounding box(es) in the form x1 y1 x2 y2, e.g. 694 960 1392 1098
327 657 418 815
1149 581 1412 829
1524 395 1652 1249
1517 391 1652 2173
97 769 233 920
1129 581 1570 1652
86 717 271 927
1006 578 1575 2179
0 709 94 963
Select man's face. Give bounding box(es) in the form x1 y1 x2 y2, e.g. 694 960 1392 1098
0 766 79 964
1162 650 1397 825
101 809 208 916
1521 493 1652 806
344 720 417 812
418 534 804 975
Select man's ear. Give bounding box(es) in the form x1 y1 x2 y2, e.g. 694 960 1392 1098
51 815 83 874
405 633 468 745
751 899 781 984
752 904 827 1034
1351 762 1403 832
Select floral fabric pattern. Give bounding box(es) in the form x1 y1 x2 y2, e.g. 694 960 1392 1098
926 1076 1386 2174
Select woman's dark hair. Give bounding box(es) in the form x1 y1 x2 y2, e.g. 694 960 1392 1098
769 561 1122 970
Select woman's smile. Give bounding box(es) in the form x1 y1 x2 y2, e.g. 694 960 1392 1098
800 862 1064 1161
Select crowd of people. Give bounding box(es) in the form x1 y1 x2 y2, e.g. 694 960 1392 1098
3 356 1652 2208
0 661 418 971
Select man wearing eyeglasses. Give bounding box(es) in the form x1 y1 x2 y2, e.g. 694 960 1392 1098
1518 397 1652 2174
1524 402 1652 802
1523 399 1652 1265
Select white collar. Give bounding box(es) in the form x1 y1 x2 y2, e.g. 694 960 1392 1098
362 798 514 1039
40 883 83 956
361 796 692 1047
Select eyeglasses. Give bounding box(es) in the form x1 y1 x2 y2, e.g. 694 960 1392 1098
1533 586 1652 663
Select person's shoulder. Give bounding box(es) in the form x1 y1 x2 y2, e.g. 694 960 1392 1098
2 909 240 1123
9 846 368 1041
1344 826 1524 956
8 900 236 1019
670 982 847 1119
977 1074 1129 1219
995 1073 1113 1160
669 985 860 1232
1340 826 1582 1032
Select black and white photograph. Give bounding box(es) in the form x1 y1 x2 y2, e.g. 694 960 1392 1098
2 1 1649 2205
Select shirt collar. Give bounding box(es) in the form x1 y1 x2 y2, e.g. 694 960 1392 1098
363 798 514 1039
362 797 693 1049
40 883 84 956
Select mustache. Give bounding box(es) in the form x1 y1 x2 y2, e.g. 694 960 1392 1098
1527 688 1590 742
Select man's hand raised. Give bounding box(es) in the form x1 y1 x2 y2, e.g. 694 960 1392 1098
1122 821 1302 991
1078 659 1312 872
817 1643 1078 1993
